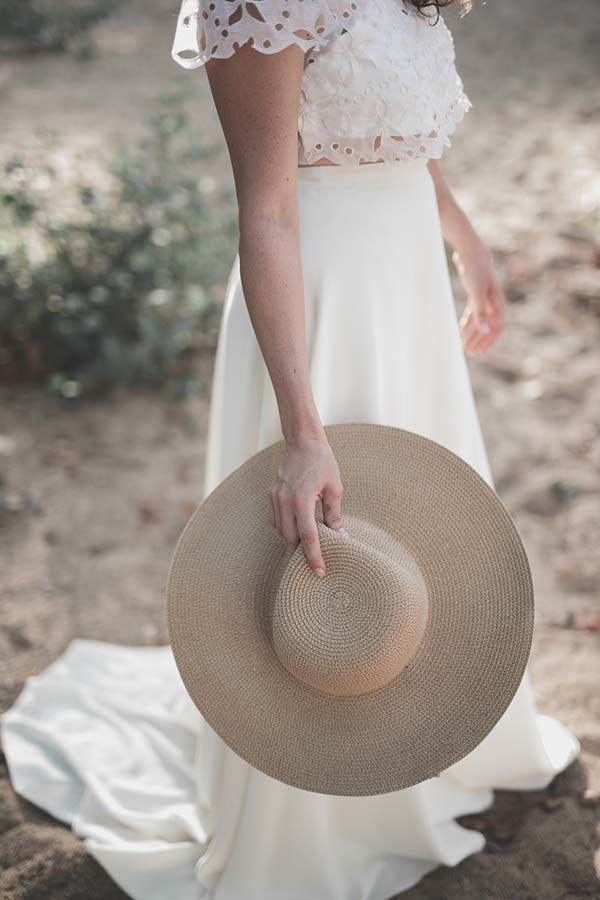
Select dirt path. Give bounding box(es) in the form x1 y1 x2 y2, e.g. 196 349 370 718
1 0 599 897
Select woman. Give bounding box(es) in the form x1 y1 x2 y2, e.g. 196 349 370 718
2 0 580 898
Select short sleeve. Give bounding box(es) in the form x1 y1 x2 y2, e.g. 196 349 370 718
171 0 367 69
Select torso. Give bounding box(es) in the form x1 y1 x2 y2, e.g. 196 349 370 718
295 0 471 168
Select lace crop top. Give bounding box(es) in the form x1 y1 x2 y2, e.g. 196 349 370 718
171 0 472 166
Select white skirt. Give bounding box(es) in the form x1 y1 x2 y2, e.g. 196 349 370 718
1 158 580 900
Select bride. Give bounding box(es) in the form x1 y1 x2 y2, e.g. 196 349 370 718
2 0 580 897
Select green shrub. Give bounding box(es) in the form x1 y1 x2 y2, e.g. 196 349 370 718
0 93 238 400
0 0 122 54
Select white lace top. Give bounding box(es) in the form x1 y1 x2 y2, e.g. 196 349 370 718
171 0 472 166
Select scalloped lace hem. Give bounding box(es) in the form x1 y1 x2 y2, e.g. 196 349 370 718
298 92 472 165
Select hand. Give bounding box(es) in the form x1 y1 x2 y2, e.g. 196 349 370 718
452 238 507 357
269 430 345 577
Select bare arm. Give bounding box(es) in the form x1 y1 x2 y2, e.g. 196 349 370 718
205 45 344 575
428 160 506 356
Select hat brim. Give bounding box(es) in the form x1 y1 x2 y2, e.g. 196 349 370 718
167 424 533 796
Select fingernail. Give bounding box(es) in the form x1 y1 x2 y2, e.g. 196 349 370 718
338 527 347 535
315 567 325 578
480 322 490 335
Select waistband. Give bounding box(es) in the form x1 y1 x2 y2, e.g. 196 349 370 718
296 157 430 186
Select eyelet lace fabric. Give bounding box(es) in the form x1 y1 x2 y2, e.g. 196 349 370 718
171 0 472 165
171 0 368 67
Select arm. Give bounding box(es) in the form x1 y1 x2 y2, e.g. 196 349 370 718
205 45 344 576
428 160 506 356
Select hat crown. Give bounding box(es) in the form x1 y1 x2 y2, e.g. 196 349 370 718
271 518 429 697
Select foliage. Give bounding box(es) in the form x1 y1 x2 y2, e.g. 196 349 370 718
0 0 122 54
0 94 238 400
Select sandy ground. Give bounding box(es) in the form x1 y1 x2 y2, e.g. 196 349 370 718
1 0 599 897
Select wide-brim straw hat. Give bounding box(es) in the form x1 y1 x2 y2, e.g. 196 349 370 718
167 423 534 796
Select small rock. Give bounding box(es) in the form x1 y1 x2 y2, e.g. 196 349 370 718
540 795 564 812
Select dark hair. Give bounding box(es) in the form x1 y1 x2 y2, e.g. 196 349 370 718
406 0 473 21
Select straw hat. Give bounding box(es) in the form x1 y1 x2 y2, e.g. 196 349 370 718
167 423 534 796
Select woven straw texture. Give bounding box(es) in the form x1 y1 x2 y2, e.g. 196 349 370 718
167 423 534 796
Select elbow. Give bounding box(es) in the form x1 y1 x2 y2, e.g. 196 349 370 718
238 196 298 245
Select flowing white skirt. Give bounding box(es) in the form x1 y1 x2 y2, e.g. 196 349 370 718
2 158 580 900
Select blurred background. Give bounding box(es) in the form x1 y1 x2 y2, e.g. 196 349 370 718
0 0 598 897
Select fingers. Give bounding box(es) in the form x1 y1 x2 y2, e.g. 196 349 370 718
460 285 505 357
294 494 326 577
460 307 487 355
279 491 299 553
269 485 281 534
270 484 346 577
270 485 298 552
321 481 344 532
269 441 345 577
464 309 492 356
270 485 325 575
480 284 506 351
